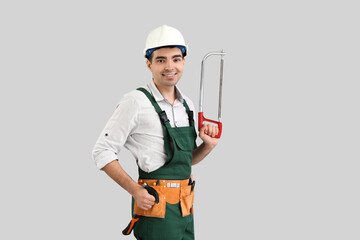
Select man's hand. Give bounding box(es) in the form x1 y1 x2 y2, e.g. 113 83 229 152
132 185 156 210
199 123 219 147
102 160 156 210
192 124 220 166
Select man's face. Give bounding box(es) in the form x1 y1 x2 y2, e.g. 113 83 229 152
146 47 185 88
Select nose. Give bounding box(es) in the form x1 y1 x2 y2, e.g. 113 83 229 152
165 60 174 71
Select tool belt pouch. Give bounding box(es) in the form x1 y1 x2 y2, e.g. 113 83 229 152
180 185 195 217
133 186 166 218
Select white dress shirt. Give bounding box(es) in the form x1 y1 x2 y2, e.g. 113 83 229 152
92 81 197 173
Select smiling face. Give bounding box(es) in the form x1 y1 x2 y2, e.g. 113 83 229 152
146 47 185 90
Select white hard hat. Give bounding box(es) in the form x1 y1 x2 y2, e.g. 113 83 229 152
144 24 188 58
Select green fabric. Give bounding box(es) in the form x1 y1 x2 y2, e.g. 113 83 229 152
136 88 197 180
133 88 197 239
134 203 194 240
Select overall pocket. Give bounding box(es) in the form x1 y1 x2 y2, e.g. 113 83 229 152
173 135 197 152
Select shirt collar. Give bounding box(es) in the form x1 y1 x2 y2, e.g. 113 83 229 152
148 80 184 103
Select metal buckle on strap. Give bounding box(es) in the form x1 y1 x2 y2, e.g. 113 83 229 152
159 111 169 124
166 183 180 188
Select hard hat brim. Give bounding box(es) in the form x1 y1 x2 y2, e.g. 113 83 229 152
144 45 187 58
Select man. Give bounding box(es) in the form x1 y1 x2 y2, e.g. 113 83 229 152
92 25 219 240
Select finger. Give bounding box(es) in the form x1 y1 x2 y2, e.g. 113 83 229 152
210 125 219 137
207 125 215 137
212 125 217 137
146 195 156 204
140 200 153 209
200 124 208 135
138 195 154 206
145 192 156 201
140 204 152 210
211 125 217 137
139 200 154 210
206 125 211 136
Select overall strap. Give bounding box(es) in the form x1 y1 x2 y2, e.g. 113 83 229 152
183 99 195 127
137 87 174 160
137 87 194 127
137 88 173 127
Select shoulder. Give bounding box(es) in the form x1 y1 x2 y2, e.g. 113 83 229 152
182 95 196 112
176 86 196 112
117 86 150 107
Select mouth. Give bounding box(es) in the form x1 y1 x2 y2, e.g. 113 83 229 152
162 72 177 79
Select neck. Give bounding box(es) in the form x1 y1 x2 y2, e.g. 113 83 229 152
154 81 176 105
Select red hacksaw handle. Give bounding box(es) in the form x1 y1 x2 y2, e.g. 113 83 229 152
198 112 222 138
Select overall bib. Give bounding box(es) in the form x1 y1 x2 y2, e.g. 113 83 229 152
133 88 197 240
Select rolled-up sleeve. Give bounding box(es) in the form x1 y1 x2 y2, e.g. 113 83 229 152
92 95 138 170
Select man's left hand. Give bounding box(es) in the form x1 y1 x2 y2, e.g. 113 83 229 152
199 123 219 148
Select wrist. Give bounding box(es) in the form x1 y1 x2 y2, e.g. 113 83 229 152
201 141 216 151
129 182 142 197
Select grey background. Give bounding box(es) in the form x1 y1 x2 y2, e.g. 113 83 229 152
1 0 359 239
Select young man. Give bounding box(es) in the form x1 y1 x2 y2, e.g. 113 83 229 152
92 25 219 240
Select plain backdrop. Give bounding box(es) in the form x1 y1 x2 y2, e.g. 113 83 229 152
1 0 359 239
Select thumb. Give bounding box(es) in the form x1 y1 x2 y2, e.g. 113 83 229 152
199 124 209 136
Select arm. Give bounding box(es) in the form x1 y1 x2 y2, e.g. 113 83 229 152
102 160 155 210
93 94 155 210
192 124 219 165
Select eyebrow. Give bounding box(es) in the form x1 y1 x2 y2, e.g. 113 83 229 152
172 54 182 59
155 55 183 60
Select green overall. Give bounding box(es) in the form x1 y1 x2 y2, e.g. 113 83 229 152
133 88 197 240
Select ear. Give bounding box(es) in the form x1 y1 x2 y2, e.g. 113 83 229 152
146 59 152 71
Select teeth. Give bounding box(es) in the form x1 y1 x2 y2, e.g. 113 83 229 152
163 72 176 76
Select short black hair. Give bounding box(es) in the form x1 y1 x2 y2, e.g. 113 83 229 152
146 46 185 62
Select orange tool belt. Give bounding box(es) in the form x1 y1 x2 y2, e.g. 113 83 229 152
123 178 195 235
134 178 195 218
